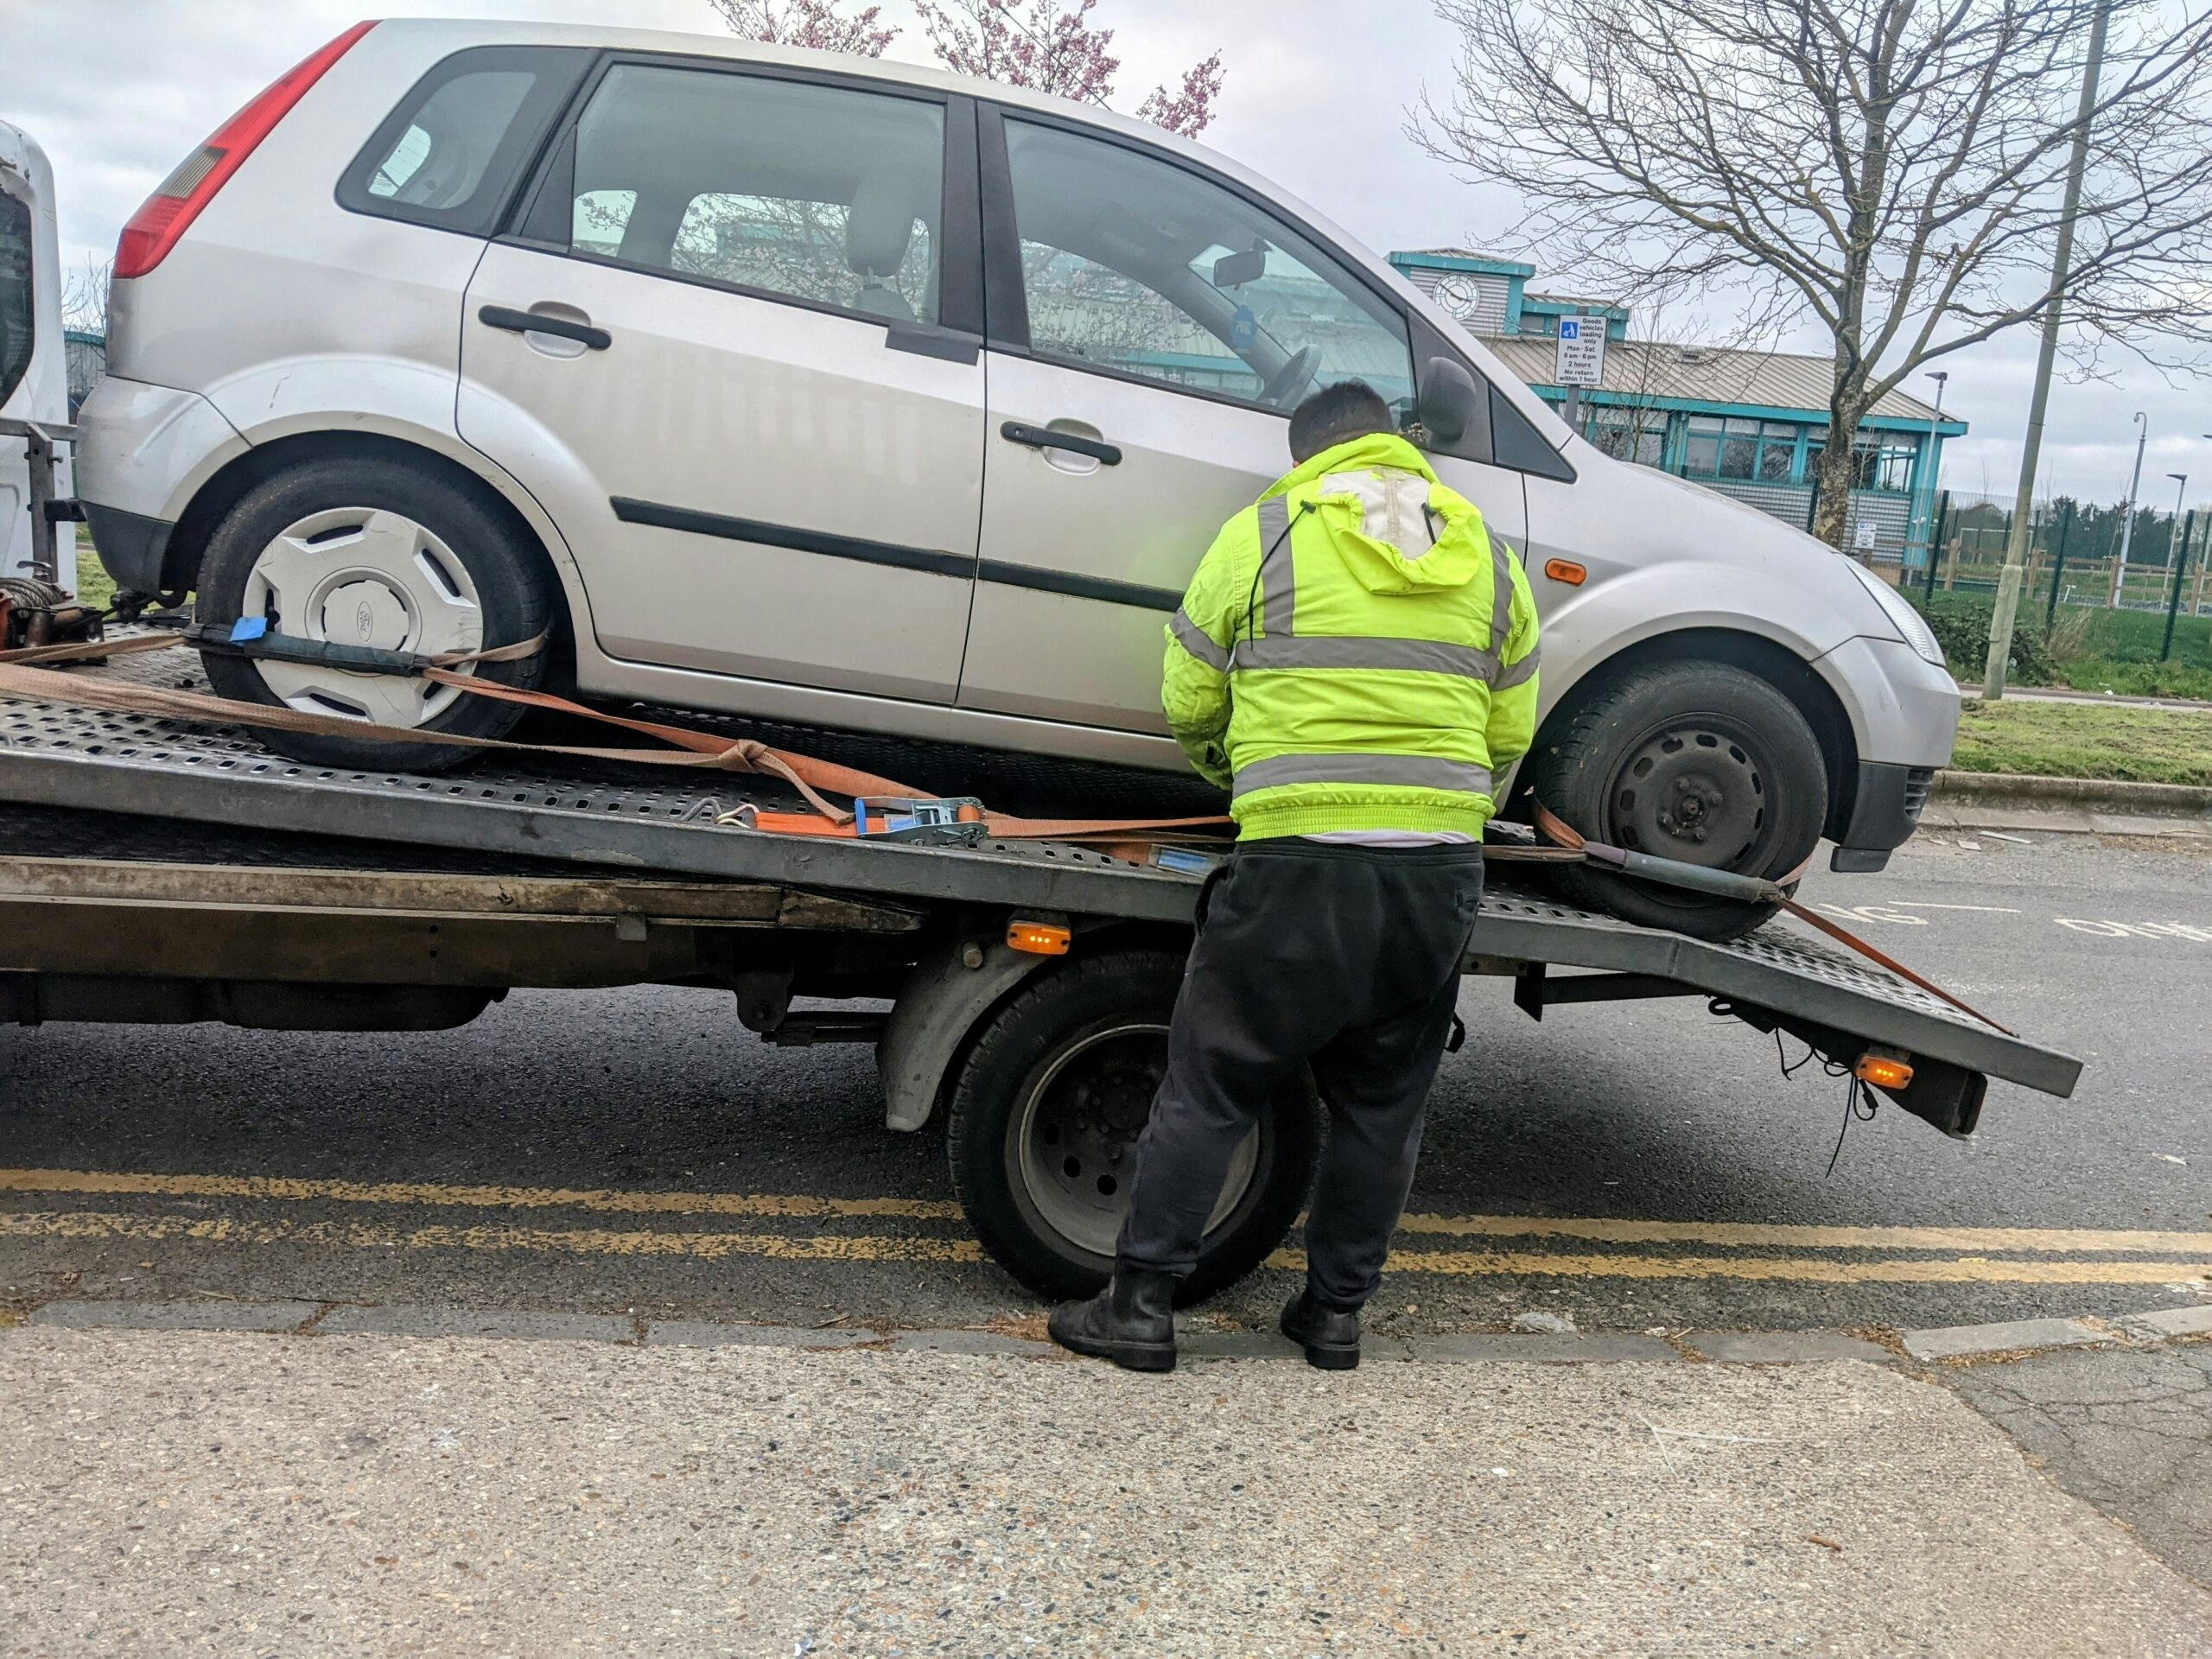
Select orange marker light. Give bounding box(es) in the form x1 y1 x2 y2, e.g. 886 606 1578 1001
1854 1051 1915 1090
1543 558 1587 586
1007 919 1072 956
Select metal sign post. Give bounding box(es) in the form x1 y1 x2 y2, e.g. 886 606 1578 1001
1554 314 1605 435
2164 510 2196 662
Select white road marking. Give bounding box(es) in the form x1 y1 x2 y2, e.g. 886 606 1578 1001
2055 918 2212 940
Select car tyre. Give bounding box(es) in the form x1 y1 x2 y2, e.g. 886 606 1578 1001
1522 660 1828 941
194 454 555 772
945 947 1320 1306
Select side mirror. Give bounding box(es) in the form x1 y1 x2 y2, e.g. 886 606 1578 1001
1411 356 1478 448
1211 246 1268 289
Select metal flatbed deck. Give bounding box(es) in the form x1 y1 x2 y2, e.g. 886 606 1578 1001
0 644 2081 1100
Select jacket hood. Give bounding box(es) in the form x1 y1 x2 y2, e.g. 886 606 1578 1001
1266 431 1488 596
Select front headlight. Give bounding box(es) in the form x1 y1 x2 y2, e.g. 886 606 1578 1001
1843 559 1946 667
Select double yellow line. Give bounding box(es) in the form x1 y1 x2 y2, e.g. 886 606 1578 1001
3 1168 2209 1285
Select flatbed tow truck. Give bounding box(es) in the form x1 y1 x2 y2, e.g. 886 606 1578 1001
0 639 2082 1303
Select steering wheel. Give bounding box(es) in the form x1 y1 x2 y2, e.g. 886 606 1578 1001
1261 345 1319 409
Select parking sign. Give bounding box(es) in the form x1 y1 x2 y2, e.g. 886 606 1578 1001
1554 315 1606 388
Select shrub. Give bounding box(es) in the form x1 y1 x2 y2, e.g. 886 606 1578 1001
1908 592 2056 682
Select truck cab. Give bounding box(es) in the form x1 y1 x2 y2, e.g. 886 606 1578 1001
0 119 76 593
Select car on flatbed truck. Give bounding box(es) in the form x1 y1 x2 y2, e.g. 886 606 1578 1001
69 20 1959 941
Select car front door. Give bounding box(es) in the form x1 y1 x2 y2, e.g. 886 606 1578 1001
958 109 1529 735
459 60 985 704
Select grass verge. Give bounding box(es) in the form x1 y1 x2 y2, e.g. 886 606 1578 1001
1950 697 2212 788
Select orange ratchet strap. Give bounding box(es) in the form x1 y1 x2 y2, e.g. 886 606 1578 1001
0 643 1231 846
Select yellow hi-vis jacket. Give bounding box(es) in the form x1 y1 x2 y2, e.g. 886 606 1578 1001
1163 430 1540 840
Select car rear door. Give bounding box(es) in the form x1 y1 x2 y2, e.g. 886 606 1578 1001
0 119 72 590
459 57 986 704
959 108 1529 735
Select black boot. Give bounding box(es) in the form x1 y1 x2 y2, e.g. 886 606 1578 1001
1049 1268 1178 1372
1281 1290 1361 1370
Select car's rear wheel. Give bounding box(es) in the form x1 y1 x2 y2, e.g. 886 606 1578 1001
194 455 554 772
946 947 1319 1306
1523 660 1827 941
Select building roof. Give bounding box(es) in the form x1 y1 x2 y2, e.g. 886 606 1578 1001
1521 290 1625 312
1481 335 1958 428
1391 248 1537 276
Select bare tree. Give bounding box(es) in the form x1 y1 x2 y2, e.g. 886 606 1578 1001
706 0 895 56
1415 0 2212 547
60 257 111 337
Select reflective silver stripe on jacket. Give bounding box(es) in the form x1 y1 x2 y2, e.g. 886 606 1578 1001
1169 607 1230 672
1230 753 1496 799
1255 496 1296 639
1495 643 1540 690
1490 533 1516 650
1228 635 1502 679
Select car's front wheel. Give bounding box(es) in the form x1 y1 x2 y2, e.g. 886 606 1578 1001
194 454 554 772
1522 660 1828 941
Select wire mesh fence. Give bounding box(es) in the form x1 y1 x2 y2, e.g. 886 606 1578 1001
1893 489 2212 622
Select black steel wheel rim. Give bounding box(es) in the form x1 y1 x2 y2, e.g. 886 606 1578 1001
1606 714 1774 870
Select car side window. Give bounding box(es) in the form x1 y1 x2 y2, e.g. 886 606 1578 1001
0 185 29 410
567 64 945 328
339 46 589 237
1000 119 1414 413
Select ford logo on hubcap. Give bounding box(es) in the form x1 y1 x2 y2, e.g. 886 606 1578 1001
355 601 376 641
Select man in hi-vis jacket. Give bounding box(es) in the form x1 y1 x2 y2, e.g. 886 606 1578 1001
1050 379 1540 1372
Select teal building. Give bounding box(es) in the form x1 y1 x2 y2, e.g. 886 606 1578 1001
1390 250 1966 565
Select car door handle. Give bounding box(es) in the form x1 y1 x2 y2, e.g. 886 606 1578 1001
479 305 611 351
1000 422 1121 466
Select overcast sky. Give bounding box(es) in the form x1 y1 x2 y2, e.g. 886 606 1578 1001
8 0 2208 512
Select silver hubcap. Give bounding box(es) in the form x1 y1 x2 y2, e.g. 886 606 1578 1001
242 506 484 727
1013 1023 1259 1259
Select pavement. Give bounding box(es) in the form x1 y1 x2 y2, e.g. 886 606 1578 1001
1958 680 2212 713
7 1324 2212 1657
3 830 2210 1649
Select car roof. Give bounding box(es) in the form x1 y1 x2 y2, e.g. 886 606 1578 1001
365 17 1573 448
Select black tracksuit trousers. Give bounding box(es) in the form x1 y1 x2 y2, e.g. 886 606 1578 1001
1114 838 1485 1311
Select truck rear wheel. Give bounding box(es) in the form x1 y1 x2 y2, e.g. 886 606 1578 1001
945 947 1319 1306
1525 660 1827 942
194 455 554 772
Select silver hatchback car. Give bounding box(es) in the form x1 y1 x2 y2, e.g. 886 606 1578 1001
74 18 1958 935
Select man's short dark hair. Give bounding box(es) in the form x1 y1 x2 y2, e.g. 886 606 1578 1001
1287 379 1395 464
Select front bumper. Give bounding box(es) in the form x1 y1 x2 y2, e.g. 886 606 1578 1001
1815 632 1958 873
1829 761 1937 872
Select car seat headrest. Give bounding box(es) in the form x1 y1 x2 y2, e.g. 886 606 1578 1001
845 176 920 278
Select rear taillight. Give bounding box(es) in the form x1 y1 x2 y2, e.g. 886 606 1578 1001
113 19 378 279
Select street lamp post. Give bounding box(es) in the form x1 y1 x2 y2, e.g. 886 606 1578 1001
2112 410 2149 605
1916 372 1948 579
